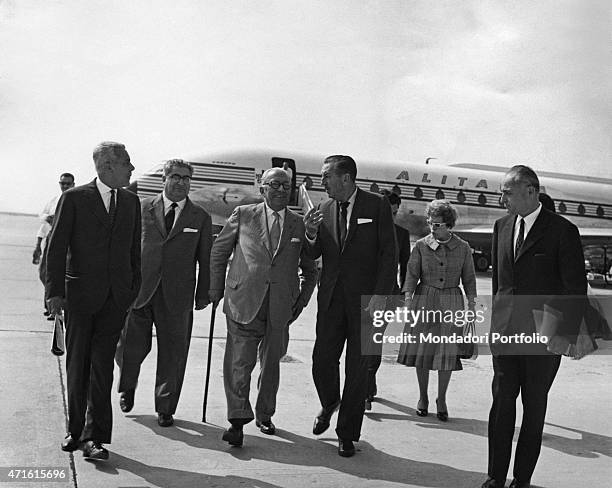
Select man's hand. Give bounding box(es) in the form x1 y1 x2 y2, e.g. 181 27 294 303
303 208 323 239
32 246 42 265
195 297 210 310
47 296 65 315
208 289 223 308
365 295 387 318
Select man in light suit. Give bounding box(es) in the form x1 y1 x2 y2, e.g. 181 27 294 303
116 159 212 427
46 142 141 460
209 168 317 447
482 165 586 488
303 155 397 457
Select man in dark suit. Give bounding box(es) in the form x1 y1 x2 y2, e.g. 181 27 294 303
46 142 141 460
482 165 586 488
210 168 317 447
304 155 397 457
116 159 212 427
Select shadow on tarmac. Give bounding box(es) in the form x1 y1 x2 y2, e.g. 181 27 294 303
370 398 612 459
126 414 485 487
88 452 283 488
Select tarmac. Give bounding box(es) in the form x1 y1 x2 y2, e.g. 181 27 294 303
1 213 611 488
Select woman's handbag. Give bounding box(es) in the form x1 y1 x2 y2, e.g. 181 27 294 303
458 320 478 360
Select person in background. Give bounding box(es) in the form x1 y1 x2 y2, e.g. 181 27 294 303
46 142 141 461
32 173 75 319
116 159 212 428
364 189 412 410
397 199 476 422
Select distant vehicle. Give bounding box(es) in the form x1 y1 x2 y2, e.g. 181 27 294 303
130 148 612 272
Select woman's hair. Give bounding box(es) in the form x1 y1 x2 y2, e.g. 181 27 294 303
426 199 458 228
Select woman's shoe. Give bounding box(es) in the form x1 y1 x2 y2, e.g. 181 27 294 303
416 400 429 417
436 399 448 421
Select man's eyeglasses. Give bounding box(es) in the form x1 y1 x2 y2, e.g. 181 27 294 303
264 181 291 191
168 174 192 183
427 221 447 229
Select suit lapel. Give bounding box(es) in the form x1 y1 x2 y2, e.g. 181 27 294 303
515 210 549 262
86 179 111 228
149 194 166 237
342 188 361 252
253 203 273 259
499 216 514 266
323 199 340 250
275 209 296 258
167 198 194 240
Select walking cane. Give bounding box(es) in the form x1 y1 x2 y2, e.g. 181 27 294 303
202 302 218 423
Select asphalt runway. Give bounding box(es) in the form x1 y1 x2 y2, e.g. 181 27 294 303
1 213 610 487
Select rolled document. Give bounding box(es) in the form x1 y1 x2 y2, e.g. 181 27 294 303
299 183 314 212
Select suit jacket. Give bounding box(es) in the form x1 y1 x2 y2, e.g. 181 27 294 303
134 194 212 311
46 179 142 314
308 188 398 311
210 203 317 326
491 207 586 353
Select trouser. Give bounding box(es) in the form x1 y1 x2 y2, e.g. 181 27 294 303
487 354 561 483
117 286 193 415
65 292 126 443
312 283 369 441
223 293 289 423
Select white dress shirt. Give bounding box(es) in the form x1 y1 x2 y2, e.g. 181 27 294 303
162 194 186 229
513 202 542 250
95 178 115 212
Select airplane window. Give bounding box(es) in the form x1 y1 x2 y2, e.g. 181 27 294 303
596 205 604 217
457 190 466 203
558 201 566 213
478 193 487 205
578 204 585 215
414 187 423 199
370 182 379 193
436 189 445 199
392 185 401 195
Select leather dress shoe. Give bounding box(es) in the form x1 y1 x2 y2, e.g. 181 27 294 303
119 389 135 413
256 420 276 435
312 400 341 435
157 413 174 427
222 425 244 447
82 441 109 460
481 477 505 488
338 439 355 457
509 479 530 488
61 434 80 452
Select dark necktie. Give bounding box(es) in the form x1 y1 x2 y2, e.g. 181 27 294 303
108 189 116 226
270 211 281 252
338 201 349 246
165 202 178 234
514 218 525 259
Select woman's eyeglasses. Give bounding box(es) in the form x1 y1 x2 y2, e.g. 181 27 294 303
427 221 447 229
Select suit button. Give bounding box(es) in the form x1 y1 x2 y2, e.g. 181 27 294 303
439 278 444 282
440 262 444 266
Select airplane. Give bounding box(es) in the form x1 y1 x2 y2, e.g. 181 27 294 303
128 148 612 279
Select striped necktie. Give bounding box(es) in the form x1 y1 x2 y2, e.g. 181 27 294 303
514 217 525 259
270 211 281 252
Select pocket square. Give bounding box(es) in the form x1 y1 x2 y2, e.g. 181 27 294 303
291 237 301 243
183 228 199 233
357 218 373 224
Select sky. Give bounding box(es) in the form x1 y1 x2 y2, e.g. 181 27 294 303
1 0 610 214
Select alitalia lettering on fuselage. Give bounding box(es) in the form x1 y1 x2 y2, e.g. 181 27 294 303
396 171 486 189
